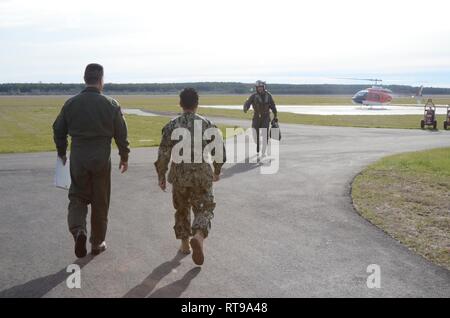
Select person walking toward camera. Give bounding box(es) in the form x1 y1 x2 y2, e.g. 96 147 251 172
243 80 278 159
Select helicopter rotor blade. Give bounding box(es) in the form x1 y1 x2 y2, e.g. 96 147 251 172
336 77 383 83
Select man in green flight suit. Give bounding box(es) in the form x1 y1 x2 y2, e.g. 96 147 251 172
243 80 278 159
53 63 130 258
154 88 226 265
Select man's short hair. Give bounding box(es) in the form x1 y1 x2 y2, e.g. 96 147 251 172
179 88 199 110
84 63 104 85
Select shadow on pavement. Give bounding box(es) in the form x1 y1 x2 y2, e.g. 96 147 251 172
149 267 201 298
221 155 263 179
0 255 93 298
123 251 196 298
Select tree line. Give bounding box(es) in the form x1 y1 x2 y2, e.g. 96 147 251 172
0 82 449 95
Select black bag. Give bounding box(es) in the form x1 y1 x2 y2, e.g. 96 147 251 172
270 118 281 141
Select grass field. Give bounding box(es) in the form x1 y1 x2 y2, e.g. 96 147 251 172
0 94 449 153
352 148 450 270
0 96 238 153
0 103 168 153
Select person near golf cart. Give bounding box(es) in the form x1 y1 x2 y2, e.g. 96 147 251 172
443 105 450 130
243 80 278 158
420 99 437 130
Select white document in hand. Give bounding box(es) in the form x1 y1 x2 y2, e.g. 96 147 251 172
55 157 71 190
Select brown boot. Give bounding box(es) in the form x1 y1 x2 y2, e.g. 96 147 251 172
190 231 205 265
91 241 107 255
179 238 191 254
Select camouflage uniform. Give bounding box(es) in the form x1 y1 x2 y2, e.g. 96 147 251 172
154 112 226 239
243 91 277 153
53 87 130 245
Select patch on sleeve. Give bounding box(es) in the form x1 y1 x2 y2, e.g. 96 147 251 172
111 98 120 107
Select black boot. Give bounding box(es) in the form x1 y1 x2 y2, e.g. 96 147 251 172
74 231 87 258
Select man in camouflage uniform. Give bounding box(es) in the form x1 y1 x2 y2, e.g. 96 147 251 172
154 88 226 265
243 80 278 158
53 63 130 258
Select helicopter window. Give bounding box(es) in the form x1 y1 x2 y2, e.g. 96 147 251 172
356 90 368 97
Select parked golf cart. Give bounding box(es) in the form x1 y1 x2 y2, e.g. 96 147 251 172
444 105 450 130
420 99 437 130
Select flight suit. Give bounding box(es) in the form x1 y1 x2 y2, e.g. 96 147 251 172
154 112 226 239
243 91 278 154
52 87 130 245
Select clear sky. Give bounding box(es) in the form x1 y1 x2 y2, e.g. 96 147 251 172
1 0 450 86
